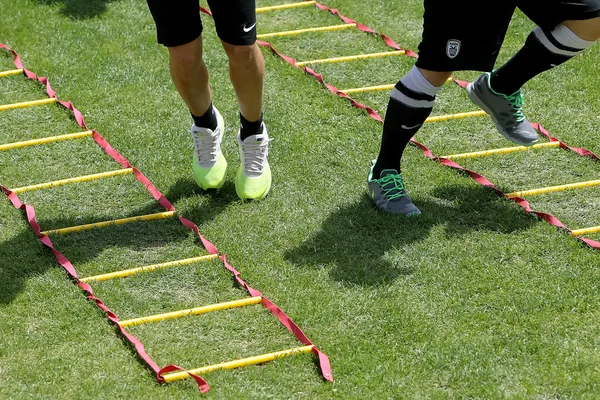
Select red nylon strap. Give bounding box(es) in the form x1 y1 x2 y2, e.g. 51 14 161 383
256 40 383 121
255 1 419 121
261 296 333 381
1 42 332 390
312 1 418 58
218 254 333 381
158 365 210 393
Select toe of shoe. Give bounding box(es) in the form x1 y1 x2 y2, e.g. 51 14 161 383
193 156 227 189
235 166 272 199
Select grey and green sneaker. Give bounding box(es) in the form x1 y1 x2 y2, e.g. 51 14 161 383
467 72 538 146
367 163 421 216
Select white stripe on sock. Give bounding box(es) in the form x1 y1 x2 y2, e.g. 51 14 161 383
390 88 435 108
551 23 596 50
401 65 443 98
533 26 583 57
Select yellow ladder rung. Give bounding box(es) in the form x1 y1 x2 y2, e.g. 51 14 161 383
119 296 263 327
339 84 395 94
40 211 176 236
296 50 406 67
571 226 600 237
162 345 315 382
442 142 560 160
11 168 134 194
0 68 23 77
256 1 315 12
0 97 57 111
0 131 93 151
506 179 600 198
80 254 219 282
257 23 356 39
339 78 454 94
424 110 486 123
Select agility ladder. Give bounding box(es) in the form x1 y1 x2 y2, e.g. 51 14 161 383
0 42 332 393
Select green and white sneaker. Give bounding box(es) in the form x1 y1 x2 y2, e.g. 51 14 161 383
367 162 421 216
191 107 227 190
467 72 538 146
235 124 271 200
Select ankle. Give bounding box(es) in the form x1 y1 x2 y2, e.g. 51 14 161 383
191 103 218 131
239 112 264 141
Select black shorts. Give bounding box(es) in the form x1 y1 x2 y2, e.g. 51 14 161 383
146 0 257 47
415 0 600 72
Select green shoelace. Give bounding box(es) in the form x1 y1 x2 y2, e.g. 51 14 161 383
504 91 525 123
376 173 406 200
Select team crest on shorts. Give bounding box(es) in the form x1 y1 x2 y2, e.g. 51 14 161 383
446 39 461 59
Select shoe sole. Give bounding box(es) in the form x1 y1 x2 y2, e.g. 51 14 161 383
236 178 271 200
198 178 226 191
371 202 421 216
467 83 538 147
368 192 421 216
235 164 272 200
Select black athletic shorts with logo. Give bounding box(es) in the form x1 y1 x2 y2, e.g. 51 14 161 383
416 0 600 72
146 0 257 47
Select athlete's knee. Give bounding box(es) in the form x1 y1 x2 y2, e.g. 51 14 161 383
168 39 204 73
222 42 261 66
564 16 600 41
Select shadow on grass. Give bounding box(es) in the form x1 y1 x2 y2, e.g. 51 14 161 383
33 0 121 19
284 184 538 286
0 177 237 305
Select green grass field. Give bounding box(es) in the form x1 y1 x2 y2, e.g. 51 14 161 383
1 0 600 398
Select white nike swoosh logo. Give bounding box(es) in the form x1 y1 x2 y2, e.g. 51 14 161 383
401 123 422 130
243 23 256 33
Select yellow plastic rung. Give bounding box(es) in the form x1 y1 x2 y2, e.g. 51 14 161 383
162 345 315 382
80 254 219 282
506 179 600 198
40 211 176 236
257 23 356 39
442 142 560 160
339 84 395 94
256 1 315 12
571 226 600 237
11 168 134 194
0 97 57 111
0 131 93 151
0 68 23 77
296 50 406 67
119 296 263 328
339 78 454 94
424 110 486 123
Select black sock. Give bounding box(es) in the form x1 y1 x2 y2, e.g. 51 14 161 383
239 112 264 141
372 81 434 179
191 103 217 131
490 26 584 95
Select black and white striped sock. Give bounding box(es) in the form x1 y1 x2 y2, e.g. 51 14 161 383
372 66 441 179
490 24 595 95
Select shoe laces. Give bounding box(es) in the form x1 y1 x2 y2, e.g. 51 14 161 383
192 130 220 165
504 91 525 123
375 173 406 200
241 137 270 176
